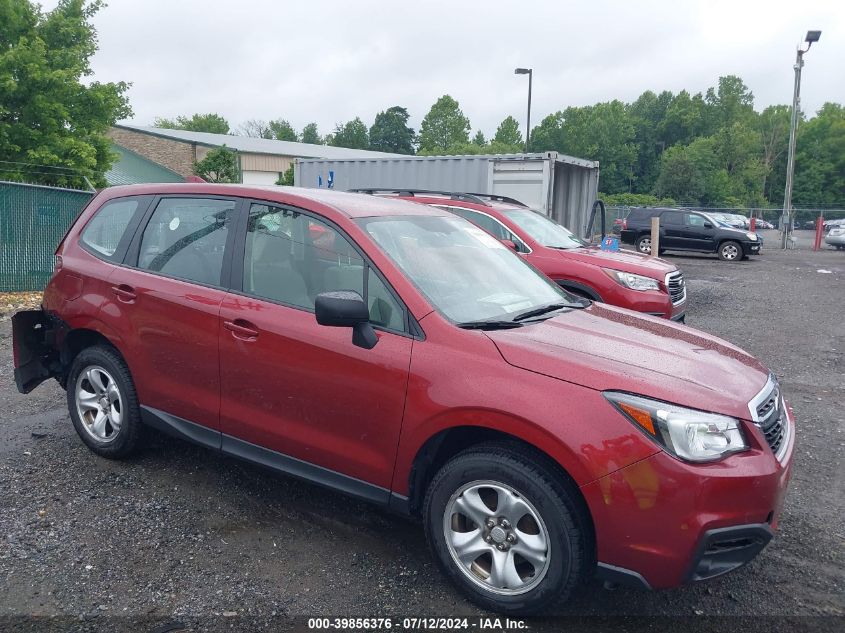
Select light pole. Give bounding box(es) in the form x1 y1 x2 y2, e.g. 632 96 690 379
781 30 821 249
515 68 532 151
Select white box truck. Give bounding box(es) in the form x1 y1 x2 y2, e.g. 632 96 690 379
294 152 601 238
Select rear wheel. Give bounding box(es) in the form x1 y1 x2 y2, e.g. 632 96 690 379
636 235 652 254
718 241 742 261
67 346 144 458
424 444 591 615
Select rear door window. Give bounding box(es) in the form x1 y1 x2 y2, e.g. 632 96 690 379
137 197 236 287
661 211 684 226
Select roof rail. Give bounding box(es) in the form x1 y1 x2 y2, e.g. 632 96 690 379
347 188 528 208
460 192 529 208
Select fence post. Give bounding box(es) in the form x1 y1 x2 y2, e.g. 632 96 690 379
650 216 660 257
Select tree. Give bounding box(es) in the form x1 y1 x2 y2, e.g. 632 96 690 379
0 0 131 188
659 90 707 147
628 90 673 193
300 122 322 145
153 113 230 134
654 144 705 203
472 130 486 146
239 119 272 138
418 95 471 154
193 146 239 183
369 106 415 154
269 119 298 142
492 116 523 147
793 103 845 207
704 75 755 132
276 164 294 186
757 105 791 202
329 117 369 149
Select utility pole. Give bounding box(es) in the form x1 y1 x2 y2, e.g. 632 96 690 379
515 68 533 151
781 30 821 249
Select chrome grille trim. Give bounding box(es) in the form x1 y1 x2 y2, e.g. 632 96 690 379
665 271 686 305
747 375 791 462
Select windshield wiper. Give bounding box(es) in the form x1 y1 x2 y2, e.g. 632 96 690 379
512 302 575 322
457 319 524 330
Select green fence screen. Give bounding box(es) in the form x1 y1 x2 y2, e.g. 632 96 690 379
0 181 94 292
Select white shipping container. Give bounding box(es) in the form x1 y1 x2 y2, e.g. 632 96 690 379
294 152 601 237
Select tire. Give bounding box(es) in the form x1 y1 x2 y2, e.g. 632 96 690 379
718 240 743 261
66 345 145 459
423 443 591 615
636 235 652 255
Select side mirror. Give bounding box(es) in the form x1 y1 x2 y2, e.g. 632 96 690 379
315 291 378 349
703 222 713 229
500 239 518 251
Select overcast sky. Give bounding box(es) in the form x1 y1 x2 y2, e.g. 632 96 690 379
47 0 845 138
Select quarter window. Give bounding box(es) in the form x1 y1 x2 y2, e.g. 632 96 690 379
81 198 140 259
138 197 234 286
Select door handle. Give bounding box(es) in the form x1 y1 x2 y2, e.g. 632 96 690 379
111 284 137 303
223 319 259 341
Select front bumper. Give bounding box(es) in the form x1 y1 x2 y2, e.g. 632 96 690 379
583 407 794 589
743 241 762 255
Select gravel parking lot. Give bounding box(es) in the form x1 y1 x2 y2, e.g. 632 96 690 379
1 230 843 632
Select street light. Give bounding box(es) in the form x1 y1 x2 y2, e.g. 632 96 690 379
781 30 821 248
515 68 532 151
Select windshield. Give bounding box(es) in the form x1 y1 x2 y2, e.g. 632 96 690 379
501 209 587 250
357 215 580 324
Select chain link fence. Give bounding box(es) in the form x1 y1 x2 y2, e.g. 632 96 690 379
604 205 844 230
0 181 94 292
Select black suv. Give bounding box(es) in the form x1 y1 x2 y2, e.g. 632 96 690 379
620 208 761 261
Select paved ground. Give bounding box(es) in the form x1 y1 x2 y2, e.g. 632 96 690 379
0 231 843 632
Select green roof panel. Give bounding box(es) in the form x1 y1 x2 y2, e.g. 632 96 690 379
105 143 185 186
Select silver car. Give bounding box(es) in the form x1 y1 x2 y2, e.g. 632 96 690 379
825 227 845 250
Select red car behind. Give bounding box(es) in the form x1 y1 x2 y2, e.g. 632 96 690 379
366 191 686 321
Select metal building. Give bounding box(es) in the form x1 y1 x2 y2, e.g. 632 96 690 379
295 152 600 236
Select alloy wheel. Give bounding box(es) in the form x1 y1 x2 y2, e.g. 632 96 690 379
75 366 123 443
443 480 551 595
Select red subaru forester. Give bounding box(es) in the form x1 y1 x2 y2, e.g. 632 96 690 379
359 190 686 321
13 184 793 615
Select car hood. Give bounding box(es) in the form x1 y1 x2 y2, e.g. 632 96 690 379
485 302 769 420
548 246 678 279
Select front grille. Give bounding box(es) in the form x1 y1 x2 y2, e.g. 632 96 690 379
665 271 686 305
752 382 787 457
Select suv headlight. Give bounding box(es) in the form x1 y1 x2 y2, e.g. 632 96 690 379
605 392 748 462
602 269 660 291
746 232 758 241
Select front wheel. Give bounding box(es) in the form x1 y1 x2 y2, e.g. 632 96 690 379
423 444 591 615
718 240 743 261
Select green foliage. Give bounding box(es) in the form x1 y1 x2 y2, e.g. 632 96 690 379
300 122 322 145
653 144 706 203
329 117 369 149
472 130 486 146
418 95 471 154
492 116 523 147
531 100 637 194
601 192 676 207
369 106 415 154
269 119 298 142
0 0 131 188
154 113 230 134
275 164 294 186
793 103 845 207
193 146 238 183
